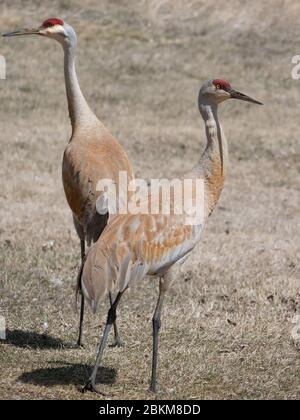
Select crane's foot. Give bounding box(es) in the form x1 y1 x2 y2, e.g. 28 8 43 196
76 339 85 349
68 341 85 350
82 380 108 396
149 383 157 394
110 337 125 348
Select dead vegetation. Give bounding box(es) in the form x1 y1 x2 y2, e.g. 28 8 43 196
0 0 300 399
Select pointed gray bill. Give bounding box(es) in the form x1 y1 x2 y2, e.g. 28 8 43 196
2 28 41 37
229 88 263 105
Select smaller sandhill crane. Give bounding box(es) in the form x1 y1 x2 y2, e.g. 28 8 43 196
3 19 134 347
78 79 262 394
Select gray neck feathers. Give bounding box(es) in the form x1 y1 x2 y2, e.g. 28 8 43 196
61 26 97 132
197 101 228 177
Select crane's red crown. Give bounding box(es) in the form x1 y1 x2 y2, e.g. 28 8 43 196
42 18 64 28
212 79 231 91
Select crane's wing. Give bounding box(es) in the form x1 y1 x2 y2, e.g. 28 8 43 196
81 211 203 312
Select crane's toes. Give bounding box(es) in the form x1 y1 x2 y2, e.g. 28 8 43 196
68 340 85 349
110 337 125 348
76 341 85 349
148 384 157 394
82 380 108 396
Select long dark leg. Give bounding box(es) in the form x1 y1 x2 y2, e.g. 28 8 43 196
149 278 166 393
109 291 124 347
82 291 124 394
77 240 85 347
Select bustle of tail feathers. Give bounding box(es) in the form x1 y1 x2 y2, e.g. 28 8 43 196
79 243 114 313
79 241 138 313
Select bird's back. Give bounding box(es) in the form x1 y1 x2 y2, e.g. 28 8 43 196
62 121 134 244
81 195 204 312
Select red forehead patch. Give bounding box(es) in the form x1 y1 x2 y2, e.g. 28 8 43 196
212 79 231 91
42 18 64 28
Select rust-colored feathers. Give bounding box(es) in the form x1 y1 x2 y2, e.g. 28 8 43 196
81 207 204 312
62 122 134 245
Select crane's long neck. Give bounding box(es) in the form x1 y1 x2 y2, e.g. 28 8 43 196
194 102 229 216
63 44 97 132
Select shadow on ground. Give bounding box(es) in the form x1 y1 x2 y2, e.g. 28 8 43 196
18 362 117 387
4 329 69 349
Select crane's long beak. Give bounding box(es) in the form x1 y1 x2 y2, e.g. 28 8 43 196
2 28 41 37
229 88 263 105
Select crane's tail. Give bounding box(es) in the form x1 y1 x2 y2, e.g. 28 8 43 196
77 242 139 314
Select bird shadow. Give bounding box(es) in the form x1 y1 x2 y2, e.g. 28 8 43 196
3 329 70 350
18 361 116 387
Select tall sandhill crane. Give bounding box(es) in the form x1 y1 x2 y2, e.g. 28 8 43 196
78 79 262 394
3 18 134 347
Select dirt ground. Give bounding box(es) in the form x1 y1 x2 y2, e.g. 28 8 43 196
0 0 299 400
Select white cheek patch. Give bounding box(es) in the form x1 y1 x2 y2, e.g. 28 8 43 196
42 25 64 35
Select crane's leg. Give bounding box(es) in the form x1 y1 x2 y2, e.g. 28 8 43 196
76 239 123 348
82 291 124 395
109 291 125 347
149 279 165 393
149 271 173 393
77 239 85 348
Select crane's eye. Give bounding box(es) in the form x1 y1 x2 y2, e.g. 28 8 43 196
216 84 221 89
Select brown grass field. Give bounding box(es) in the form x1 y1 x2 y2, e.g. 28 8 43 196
0 0 300 400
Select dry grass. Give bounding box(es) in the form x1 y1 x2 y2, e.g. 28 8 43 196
0 0 300 400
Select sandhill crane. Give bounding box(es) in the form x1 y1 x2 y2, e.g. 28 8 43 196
3 18 134 347
78 79 262 394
